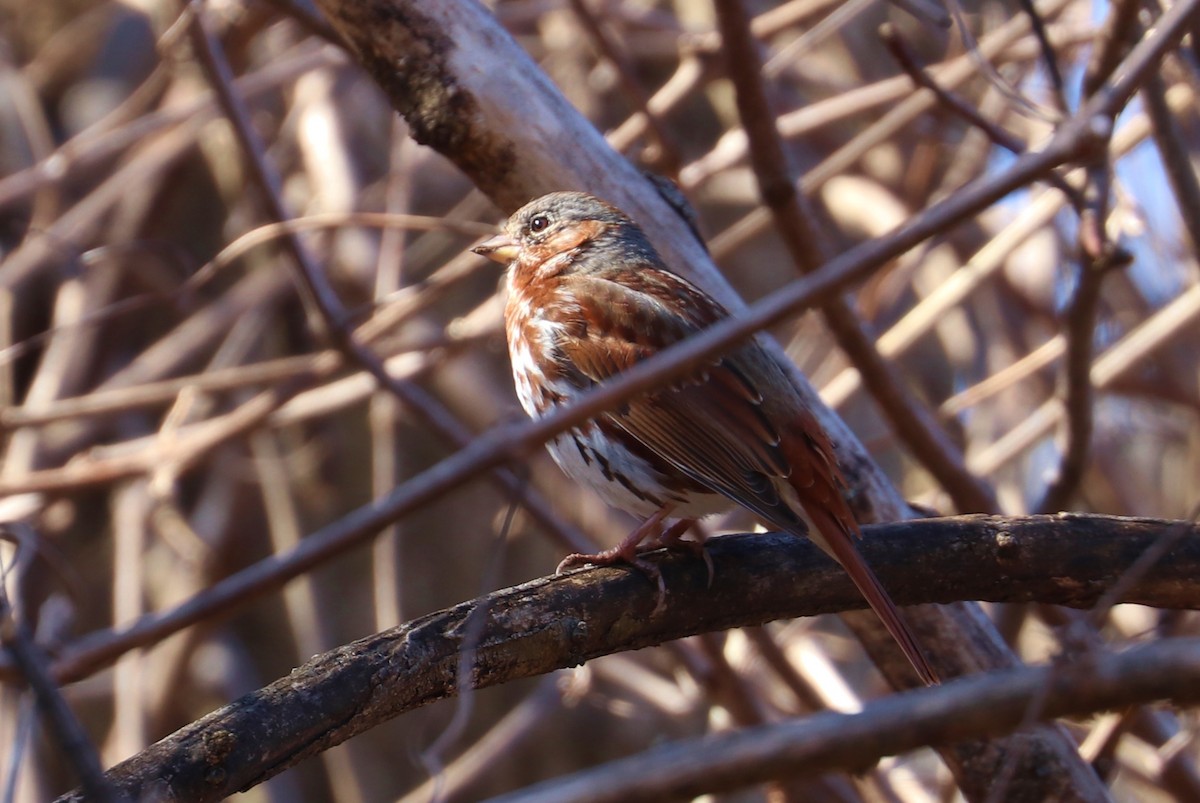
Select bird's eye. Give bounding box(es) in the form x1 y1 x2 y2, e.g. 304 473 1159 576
528 214 550 234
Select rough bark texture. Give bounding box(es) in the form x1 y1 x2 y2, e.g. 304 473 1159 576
55 514 1199 801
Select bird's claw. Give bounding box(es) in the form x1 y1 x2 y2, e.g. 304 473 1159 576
555 548 669 613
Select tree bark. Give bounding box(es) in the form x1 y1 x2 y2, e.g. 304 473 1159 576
54 514 1200 802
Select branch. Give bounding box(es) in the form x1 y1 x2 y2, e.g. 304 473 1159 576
0 529 118 803
491 637 1200 803
52 514 1200 802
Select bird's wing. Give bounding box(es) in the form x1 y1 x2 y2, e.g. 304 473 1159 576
554 271 805 527
556 270 941 685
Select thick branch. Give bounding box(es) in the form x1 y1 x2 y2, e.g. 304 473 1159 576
54 514 1200 802
491 637 1200 803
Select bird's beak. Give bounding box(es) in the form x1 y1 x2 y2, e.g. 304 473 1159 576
472 233 519 263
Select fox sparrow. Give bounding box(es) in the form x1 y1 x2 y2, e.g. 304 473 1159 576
474 191 938 686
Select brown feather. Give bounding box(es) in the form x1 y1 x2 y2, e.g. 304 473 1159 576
554 263 939 685
488 191 940 686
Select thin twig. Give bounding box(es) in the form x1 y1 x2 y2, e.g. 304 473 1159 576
1036 0 1140 513
397 676 566 803
685 4 1088 188
0 529 121 803
0 45 340 216
1083 0 1146 98
1016 0 1068 111
1035 248 1114 513
567 0 682 174
1143 69 1200 253
942 0 1060 123
880 23 1085 211
419 490 515 801
970 282 1200 476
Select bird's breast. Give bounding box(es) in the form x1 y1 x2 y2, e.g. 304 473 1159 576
503 276 731 520
504 282 579 418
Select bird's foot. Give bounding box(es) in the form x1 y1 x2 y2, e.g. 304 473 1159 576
556 546 667 611
556 504 676 612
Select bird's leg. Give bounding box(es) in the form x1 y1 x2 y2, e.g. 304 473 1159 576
654 519 714 588
655 518 695 547
556 503 675 570
556 504 676 607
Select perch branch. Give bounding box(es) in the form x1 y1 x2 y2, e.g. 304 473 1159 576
50 514 1200 802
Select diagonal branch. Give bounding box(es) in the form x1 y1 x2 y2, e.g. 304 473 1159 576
492 637 1200 803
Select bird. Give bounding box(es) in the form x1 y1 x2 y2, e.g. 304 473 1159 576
473 190 938 686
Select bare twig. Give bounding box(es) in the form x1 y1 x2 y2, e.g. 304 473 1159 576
1035 246 1118 513
970 282 1200 476
1016 0 1068 110
0 45 341 216
943 0 1061 122
1143 70 1200 253
0 531 120 803
1083 0 1145 98
880 23 1084 210
397 676 566 803
567 0 682 174
1036 0 1145 513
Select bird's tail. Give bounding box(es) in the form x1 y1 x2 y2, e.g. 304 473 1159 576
800 501 940 686
780 423 940 686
